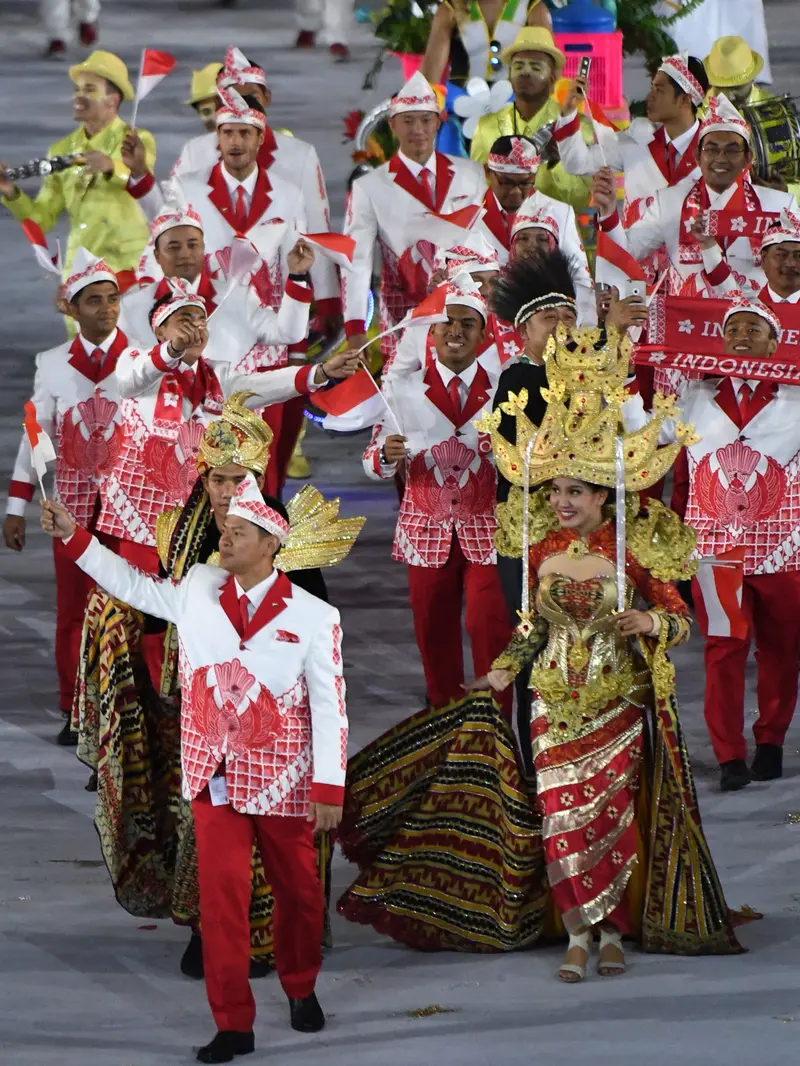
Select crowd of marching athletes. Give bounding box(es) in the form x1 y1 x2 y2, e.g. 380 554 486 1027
2 20 799 1064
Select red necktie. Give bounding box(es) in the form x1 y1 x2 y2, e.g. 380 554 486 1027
238 593 251 636
232 185 248 232
666 142 679 182
738 382 755 426
448 376 463 416
418 168 435 210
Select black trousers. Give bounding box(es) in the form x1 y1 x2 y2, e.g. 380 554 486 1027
496 553 533 775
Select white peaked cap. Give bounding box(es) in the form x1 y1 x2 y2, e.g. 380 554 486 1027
227 473 290 542
511 194 560 241
390 71 441 117
761 207 800 251
436 231 501 276
216 86 266 130
444 270 488 321
64 247 118 301
722 291 781 335
700 93 751 145
217 46 267 89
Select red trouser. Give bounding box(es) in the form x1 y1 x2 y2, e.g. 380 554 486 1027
53 536 105 713
692 571 800 764
407 536 513 716
193 790 323 1033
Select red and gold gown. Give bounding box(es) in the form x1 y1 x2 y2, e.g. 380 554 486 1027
338 514 744 955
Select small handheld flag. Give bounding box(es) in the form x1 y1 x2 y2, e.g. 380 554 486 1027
23 401 55 499
299 233 357 271
131 49 177 129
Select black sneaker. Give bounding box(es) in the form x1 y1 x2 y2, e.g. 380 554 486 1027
289 991 325 1032
751 743 783 781
57 719 78 746
720 759 752 792
181 932 204 979
196 1030 254 1064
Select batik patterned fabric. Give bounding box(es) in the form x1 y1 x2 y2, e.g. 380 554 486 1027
337 695 548 951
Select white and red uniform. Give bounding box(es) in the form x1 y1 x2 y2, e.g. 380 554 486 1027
60 525 346 1032
343 151 485 361
96 308 317 550
476 187 513 265
386 313 522 382
6 327 131 710
363 358 512 709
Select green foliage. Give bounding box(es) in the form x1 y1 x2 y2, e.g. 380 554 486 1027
373 0 440 55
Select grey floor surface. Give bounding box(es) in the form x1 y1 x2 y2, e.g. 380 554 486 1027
1 2 799 1064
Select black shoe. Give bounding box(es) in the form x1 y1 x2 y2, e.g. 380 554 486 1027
720 759 752 792
57 719 78 746
181 932 204 979
751 743 783 781
289 991 325 1032
196 1030 254 1064
249 957 272 979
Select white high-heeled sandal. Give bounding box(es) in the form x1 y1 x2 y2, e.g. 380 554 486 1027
558 929 592 982
597 926 626 976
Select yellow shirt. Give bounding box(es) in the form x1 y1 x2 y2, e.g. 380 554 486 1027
469 97 594 211
2 115 156 278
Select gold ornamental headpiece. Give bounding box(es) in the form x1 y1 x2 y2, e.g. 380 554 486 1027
477 324 699 491
276 486 366 574
196 392 273 476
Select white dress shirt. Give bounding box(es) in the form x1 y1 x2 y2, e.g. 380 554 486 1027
221 164 259 213
436 359 478 407
235 569 280 620
665 120 699 160
397 149 436 199
766 285 800 304
79 328 119 361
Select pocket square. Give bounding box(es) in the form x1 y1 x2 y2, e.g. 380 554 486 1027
276 630 300 643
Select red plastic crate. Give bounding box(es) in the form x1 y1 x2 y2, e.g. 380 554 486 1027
554 30 623 110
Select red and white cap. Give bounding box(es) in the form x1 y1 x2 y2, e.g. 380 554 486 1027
151 203 204 243
722 291 781 335
390 71 442 118
217 46 266 90
151 277 207 330
658 53 705 107
760 207 800 251
487 136 540 175
436 232 500 277
63 247 118 302
511 195 560 242
699 93 751 145
216 86 266 130
444 270 487 321
227 473 290 542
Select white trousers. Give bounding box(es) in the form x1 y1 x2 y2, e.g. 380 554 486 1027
295 0 351 45
42 0 101 39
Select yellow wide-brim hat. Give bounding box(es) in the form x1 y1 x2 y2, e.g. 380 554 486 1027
186 62 224 106
70 50 134 101
704 36 764 88
500 27 566 75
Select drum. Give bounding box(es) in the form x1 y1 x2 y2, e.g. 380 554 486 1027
742 95 800 183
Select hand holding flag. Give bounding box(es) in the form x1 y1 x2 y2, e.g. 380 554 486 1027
21 220 61 278
299 233 356 271
23 402 55 499
131 49 177 129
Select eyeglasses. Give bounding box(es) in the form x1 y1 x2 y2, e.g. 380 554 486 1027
699 145 748 159
489 40 502 75
495 175 536 189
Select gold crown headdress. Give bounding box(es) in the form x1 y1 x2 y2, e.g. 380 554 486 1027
478 324 698 491
276 486 366 573
196 392 273 476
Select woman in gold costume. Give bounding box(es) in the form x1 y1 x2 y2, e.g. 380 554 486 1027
339 321 746 972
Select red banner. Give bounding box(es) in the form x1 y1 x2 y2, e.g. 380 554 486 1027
678 210 780 244
632 346 800 385
648 296 800 356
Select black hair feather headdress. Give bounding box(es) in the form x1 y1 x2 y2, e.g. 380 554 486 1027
491 248 577 329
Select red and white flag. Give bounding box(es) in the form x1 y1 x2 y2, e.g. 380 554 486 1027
131 49 177 127
23 401 55 493
406 204 484 247
402 282 448 328
695 547 748 639
22 220 61 277
299 232 356 271
312 366 389 432
595 229 646 292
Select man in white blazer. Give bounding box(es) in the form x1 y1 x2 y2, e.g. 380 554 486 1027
42 471 346 1063
343 72 485 360
591 94 796 298
3 249 133 741
363 276 512 714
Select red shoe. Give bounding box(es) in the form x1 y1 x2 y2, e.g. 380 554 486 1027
44 39 67 58
295 30 316 49
78 22 98 46
329 43 350 62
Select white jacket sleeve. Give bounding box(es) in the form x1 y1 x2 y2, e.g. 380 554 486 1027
247 279 312 345
214 362 320 406
342 177 378 335
554 110 625 175
382 324 426 382
299 145 340 307
116 343 179 398
598 196 667 265
127 171 168 224
305 607 348 804
61 530 188 623
7 353 57 517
